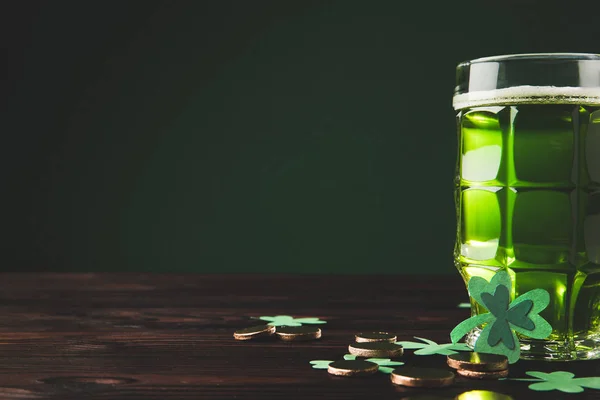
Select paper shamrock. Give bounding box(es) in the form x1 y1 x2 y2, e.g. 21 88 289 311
450 270 552 363
396 336 471 356
259 315 327 326
507 371 600 393
343 354 404 374
309 354 403 374
309 360 334 369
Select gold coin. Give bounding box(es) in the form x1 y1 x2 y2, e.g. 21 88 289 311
348 341 403 357
456 368 509 380
275 326 321 341
455 390 514 400
233 324 276 340
447 352 508 372
327 360 379 377
390 367 455 388
355 332 397 343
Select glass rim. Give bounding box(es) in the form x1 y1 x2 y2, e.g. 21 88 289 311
454 53 600 109
459 52 600 67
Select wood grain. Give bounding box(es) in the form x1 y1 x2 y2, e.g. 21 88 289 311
0 274 597 399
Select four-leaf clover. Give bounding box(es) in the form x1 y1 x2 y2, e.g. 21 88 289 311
396 337 471 356
450 270 552 363
508 371 600 393
259 315 327 326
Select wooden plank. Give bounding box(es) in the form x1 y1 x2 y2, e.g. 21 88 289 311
0 274 597 399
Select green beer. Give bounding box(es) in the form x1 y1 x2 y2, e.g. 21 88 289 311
454 54 600 360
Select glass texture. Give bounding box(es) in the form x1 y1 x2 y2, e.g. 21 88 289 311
454 53 600 360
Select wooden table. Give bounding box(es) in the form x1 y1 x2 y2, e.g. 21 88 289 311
0 274 598 399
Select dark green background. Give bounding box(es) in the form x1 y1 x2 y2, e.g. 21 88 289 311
4 1 599 273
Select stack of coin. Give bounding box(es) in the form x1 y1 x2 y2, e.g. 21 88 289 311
390 367 455 388
276 326 322 341
447 352 509 379
349 332 403 358
349 341 404 357
233 324 276 341
355 332 397 343
327 360 379 377
233 324 321 342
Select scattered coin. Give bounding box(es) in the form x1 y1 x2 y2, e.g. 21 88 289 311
456 368 509 380
327 360 379 377
390 367 455 388
455 390 514 400
233 324 276 341
447 352 508 372
355 332 397 343
348 341 403 357
276 325 322 341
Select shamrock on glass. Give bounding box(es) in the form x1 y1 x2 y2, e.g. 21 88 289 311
450 270 552 363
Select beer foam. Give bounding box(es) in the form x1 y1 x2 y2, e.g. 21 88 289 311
453 85 600 109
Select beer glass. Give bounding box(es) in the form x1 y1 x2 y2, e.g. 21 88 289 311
454 53 600 360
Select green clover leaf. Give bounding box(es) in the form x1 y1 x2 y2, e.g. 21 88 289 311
259 315 327 326
508 289 552 339
508 371 600 393
311 355 403 374
467 270 512 307
343 354 403 372
480 285 533 350
364 358 404 373
309 360 333 369
474 318 520 363
450 270 552 363
396 336 471 356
